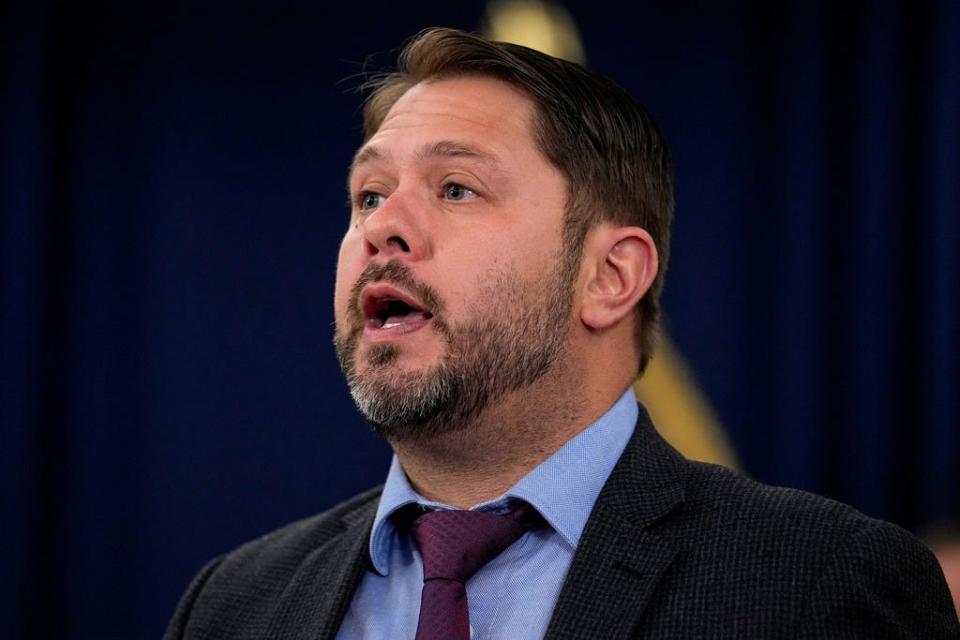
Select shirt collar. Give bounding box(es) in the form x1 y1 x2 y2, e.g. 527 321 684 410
367 388 638 575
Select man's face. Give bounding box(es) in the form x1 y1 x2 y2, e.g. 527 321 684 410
334 75 575 440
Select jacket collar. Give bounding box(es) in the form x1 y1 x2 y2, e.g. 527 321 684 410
544 404 687 639
267 496 378 640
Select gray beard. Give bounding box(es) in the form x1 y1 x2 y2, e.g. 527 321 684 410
333 260 574 442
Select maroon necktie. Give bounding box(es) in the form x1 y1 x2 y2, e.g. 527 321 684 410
409 506 533 640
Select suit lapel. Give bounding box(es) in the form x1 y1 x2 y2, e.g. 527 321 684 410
544 406 687 640
267 498 377 640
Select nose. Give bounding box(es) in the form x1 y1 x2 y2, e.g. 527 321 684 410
360 189 428 261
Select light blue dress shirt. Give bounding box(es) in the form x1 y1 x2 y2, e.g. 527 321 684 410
336 388 638 640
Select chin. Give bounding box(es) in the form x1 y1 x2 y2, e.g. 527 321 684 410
360 340 443 370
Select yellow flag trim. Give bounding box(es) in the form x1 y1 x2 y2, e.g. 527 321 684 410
634 337 738 468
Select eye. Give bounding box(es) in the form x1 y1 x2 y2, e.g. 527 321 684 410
444 183 477 202
358 192 385 211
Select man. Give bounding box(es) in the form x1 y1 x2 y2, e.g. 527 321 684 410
165 27 959 639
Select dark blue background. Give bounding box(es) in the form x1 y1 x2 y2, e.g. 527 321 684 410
2 1 957 637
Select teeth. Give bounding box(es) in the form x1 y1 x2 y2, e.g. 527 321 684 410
383 320 400 329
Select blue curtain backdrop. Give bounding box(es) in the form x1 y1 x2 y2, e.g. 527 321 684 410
2 1 957 637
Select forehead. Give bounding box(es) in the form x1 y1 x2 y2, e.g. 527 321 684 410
351 76 541 174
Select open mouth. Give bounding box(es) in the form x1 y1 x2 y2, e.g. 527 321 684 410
360 285 434 331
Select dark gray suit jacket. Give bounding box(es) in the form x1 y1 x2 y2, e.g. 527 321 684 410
165 408 960 638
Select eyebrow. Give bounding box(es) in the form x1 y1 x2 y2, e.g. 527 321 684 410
350 145 384 175
349 139 504 180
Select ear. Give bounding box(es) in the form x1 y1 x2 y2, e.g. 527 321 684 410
579 225 659 331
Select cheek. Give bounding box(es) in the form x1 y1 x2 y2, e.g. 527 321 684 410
333 275 349 321
334 233 363 318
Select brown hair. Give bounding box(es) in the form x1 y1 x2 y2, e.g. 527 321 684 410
362 27 674 374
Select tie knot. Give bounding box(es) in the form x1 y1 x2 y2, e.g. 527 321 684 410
409 506 533 583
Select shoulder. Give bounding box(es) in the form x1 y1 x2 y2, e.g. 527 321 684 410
209 485 382 574
681 460 885 540
164 486 382 640
672 459 925 565
656 461 958 635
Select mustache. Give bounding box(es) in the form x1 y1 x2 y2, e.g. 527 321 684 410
347 260 446 325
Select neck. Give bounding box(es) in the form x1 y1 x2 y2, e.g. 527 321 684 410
390 361 630 509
